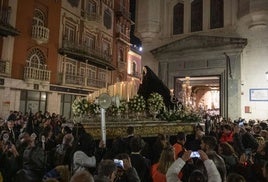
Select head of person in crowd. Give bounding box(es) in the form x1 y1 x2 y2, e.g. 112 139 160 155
129 134 145 153
259 121 267 130
94 159 117 182
248 119 256 127
188 169 206 182
260 130 267 140
114 152 140 181
72 123 86 137
18 132 31 145
256 136 265 153
155 133 169 148
200 136 217 152
201 135 227 181
43 117 52 127
176 131 186 145
253 124 262 136
126 126 134 137
70 170 94 182
7 119 15 130
222 124 233 135
62 133 74 146
227 173 246 182
157 145 175 174
62 126 72 135
195 125 205 140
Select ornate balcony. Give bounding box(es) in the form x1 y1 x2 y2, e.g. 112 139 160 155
24 63 51 85
58 73 106 88
115 3 131 20
0 59 10 77
116 32 130 44
82 12 101 22
0 7 20 36
59 39 115 70
32 25 49 44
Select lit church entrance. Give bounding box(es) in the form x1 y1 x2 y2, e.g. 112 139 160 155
175 76 220 115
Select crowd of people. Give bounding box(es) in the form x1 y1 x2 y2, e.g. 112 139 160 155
0 110 268 182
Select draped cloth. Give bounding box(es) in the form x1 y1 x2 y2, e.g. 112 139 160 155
137 66 175 108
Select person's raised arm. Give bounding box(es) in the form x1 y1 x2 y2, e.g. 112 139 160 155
198 150 222 182
166 150 192 182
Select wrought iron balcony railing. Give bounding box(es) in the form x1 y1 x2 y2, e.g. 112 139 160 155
61 39 112 62
32 25 49 44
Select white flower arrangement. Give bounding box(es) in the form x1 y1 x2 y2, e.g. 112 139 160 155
147 92 165 113
88 102 100 116
107 100 127 116
128 95 146 113
72 97 90 116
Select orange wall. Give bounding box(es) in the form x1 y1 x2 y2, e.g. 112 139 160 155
12 0 61 83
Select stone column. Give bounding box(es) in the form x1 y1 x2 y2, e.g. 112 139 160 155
203 0 210 30
135 0 161 42
184 0 191 33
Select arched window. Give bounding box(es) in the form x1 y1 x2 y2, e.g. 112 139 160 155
27 48 46 68
132 61 137 74
119 48 124 62
33 9 45 26
191 0 203 32
173 2 184 35
210 0 223 29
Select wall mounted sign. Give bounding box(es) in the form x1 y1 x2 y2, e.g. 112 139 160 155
249 88 268 101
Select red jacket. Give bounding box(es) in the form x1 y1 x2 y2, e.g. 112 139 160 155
219 132 233 143
151 163 166 182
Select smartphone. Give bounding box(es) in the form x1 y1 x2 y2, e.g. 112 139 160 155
114 159 124 168
245 148 252 156
190 151 200 158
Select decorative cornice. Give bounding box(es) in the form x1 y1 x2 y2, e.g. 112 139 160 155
151 35 248 56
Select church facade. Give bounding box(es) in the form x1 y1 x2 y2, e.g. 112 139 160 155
135 0 268 120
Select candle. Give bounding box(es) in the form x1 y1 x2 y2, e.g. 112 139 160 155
170 89 174 96
126 81 130 101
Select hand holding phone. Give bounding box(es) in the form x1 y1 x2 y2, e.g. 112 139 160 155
190 151 200 158
114 159 124 169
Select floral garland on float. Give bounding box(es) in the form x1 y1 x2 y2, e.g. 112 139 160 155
71 95 203 123
159 104 203 123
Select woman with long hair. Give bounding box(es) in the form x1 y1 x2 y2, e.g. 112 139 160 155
151 145 175 182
